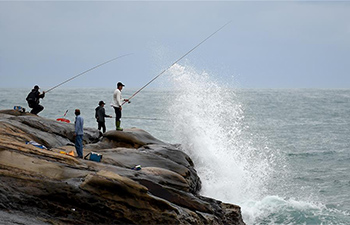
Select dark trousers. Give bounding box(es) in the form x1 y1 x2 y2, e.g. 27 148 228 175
29 103 44 115
97 121 106 133
114 107 122 122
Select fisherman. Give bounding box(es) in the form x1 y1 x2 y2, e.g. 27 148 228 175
26 85 45 115
74 109 84 158
112 82 129 131
95 100 112 133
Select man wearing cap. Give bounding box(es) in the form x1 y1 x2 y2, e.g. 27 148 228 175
26 85 45 115
112 82 129 131
95 100 112 133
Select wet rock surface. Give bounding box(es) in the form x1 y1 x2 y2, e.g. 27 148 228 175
0 109 245 224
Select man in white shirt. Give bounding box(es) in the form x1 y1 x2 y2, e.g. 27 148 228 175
112 82 129 131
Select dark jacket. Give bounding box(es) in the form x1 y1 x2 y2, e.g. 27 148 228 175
26 89 45 107
95 106 109 123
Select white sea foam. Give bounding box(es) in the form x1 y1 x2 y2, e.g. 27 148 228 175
165 64 275 203
163 64 350 224
241 195 350 225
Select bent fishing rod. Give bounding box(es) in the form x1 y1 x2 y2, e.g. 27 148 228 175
123 21 231 105
46 53 133 93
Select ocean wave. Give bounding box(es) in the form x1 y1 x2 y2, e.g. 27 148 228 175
287 150 337 157
241 195 350 225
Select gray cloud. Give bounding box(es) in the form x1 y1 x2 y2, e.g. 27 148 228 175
1 1 349 89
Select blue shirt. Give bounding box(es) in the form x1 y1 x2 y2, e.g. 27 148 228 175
75 115 84 135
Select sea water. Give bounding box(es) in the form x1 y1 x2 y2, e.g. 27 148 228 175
1 65 349 224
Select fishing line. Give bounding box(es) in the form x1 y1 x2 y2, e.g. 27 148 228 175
108 116 168 121
123 21 231 105
122 116 169 121
46 53 133 93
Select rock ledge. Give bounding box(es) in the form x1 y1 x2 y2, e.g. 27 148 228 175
0 110 245 225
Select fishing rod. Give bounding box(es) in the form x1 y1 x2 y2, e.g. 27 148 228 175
46 53 133 93
123 21 231 105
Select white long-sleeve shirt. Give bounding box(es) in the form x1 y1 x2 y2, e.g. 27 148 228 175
112 88 122 107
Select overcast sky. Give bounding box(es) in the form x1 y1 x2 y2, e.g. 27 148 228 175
1 1 350 89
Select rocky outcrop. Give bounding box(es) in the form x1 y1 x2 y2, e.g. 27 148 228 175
0 109 245 225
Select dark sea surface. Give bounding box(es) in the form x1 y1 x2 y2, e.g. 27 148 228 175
1 70 349 224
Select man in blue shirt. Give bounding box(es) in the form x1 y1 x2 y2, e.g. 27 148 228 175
74 109 84 158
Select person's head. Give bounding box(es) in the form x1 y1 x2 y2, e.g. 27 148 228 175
99 101 105 107
33 85 39 90
75 109 80 116
117 82 125 90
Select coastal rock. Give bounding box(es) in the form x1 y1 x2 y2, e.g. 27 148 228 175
0 109 245 224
